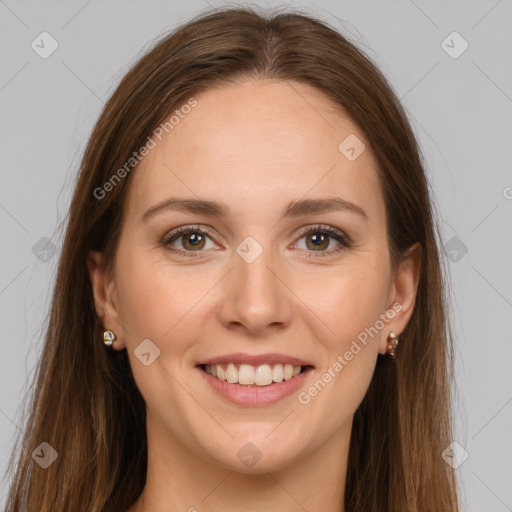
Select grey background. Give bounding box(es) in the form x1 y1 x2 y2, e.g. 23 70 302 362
1 0 511 510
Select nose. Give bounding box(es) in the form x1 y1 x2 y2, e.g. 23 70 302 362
216 243 293 337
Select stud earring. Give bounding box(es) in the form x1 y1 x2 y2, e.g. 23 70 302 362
103 330 117 347
387 332 399 358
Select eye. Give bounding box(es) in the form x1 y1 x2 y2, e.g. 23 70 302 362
293 224 351 257
160 224 351 258
161 225 218 257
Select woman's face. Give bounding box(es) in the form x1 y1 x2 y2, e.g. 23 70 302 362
89 78 418 475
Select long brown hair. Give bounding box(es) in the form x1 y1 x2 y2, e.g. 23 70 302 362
5 5 459 511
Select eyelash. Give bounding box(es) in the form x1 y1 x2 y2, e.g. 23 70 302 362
160 224 351 259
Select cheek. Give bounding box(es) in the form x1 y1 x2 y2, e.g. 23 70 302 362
294 265 388 421
301 259 389 348
113 249 207 415
114 245 205 351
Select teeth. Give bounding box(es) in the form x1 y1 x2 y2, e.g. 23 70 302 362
255 364 273 386
272 364 283 382
203 363 304 386
226 363 238 384
239 364 255 385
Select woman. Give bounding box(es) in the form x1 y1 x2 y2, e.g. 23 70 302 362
5 5 459 511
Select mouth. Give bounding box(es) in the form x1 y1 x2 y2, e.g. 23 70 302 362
198 362 313 386
196 353 315 407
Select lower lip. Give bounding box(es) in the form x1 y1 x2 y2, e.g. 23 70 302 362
197 366 314 407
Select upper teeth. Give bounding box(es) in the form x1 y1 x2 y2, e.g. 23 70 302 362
204 363 302 386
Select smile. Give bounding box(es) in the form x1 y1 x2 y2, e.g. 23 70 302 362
196 353 315 407
202 362 304 386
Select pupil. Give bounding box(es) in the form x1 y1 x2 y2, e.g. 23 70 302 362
312 234 324 245
187 233 202 246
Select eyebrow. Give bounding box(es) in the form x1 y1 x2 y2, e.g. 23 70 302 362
141 196 368 222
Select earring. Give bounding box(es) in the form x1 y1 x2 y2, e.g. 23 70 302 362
103 330 117 347
387 332 399 358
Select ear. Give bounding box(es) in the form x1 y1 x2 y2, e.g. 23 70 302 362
379 243 422 355
87 251 126 350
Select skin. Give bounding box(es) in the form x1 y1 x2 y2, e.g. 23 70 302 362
88 78 420 512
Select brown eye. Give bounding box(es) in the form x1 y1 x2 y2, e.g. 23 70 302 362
178 232 206 251
304 232 330 251
294 225 351 257
161 226 217 257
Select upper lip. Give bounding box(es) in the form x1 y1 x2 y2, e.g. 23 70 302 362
197 352 314 368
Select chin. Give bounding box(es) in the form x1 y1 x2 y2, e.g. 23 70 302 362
200 432 306 474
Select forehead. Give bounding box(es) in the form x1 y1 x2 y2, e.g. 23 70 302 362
124 79 385 225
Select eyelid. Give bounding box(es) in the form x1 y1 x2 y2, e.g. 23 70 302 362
160 224 219 254
160 223 351 257
291 224 351 258
293 224 351 245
